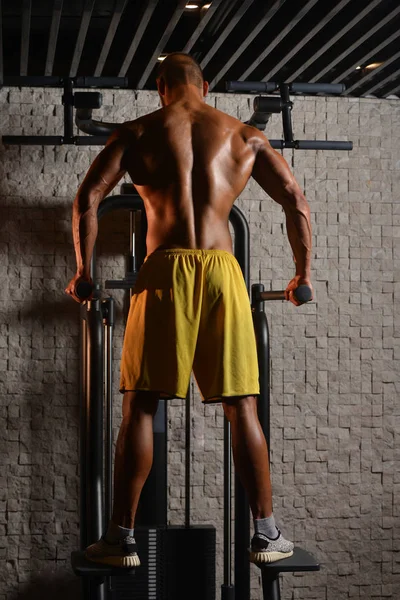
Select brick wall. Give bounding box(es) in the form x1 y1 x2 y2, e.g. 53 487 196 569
0 87 399 599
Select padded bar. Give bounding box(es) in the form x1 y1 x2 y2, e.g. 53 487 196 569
254 96 282 113
290 83 345 94
75 75 128 87
2 135 63 145
269 139 353 150
226 81 278 93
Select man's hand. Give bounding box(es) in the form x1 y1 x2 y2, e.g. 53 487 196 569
65 273 93 303
285 275 313 306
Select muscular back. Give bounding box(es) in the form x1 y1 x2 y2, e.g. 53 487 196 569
122 101 260 254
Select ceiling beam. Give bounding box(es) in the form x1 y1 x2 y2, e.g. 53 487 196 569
118 0 158 78
69 0 95 78
263 0 351 82
183 0 222 54
361 64 400 96
239 0 319 82
344 50 400 96
94 0 128 77
20 0 32 76
332 28 400 85
287 0 382 83
383 81 400 97
312 5 400 83
45 0 63 77
136 0 187 89
200 0 255 71
208 0 286 90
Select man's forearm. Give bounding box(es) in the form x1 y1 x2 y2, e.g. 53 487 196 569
72 193 99 279
284 193 312 279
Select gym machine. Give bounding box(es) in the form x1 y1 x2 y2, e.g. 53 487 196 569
70 184 319 599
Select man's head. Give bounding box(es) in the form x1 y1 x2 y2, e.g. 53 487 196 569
156 53 209 104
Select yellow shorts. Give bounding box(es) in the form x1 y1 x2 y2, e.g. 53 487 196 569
120 249 260 403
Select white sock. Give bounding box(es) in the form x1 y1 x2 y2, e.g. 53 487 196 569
104 520 134 544
254 514 279 540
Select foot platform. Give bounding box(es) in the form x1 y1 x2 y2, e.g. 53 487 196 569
255 546 320 600
71 550 137 578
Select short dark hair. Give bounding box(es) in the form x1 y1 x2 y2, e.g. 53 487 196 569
156 53 204 89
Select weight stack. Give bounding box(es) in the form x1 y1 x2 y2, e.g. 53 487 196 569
110 525 216 600
165 525 216 600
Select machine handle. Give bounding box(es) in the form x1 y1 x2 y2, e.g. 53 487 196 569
261 285 313 304
75 280 94 301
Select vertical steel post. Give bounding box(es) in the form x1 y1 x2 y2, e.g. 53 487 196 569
84 297 106 600
79 305 88 550
103 297 115 528
251 284 271 457
229 205 250 600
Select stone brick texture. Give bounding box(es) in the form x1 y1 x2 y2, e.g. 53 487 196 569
0 86 399 599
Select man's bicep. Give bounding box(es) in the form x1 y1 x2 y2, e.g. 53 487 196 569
251 141 298 205
77 133 127 199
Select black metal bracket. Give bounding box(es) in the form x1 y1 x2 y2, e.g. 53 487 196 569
230 80 353 150
2 76 125 146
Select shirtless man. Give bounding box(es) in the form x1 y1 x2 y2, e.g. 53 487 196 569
66 53 313 568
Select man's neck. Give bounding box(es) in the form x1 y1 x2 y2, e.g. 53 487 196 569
163 84 203 106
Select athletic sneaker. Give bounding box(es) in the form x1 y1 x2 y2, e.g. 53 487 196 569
249 529 294 564
85 535 140 568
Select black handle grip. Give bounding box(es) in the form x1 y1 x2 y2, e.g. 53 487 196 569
293 285 313 304
260 285 313 304
75 280 93 300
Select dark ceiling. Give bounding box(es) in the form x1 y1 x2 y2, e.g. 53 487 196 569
2 0 400 98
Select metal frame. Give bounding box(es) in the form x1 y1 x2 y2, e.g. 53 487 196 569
69 0 95 78
94 0 128 77
238 0 319 82
199 0 255 71
45 0 63 76
262 0 351 82
208 0 286 91
312 5 400 83
136 0 187 89
118 0 158 78
287 0 382 82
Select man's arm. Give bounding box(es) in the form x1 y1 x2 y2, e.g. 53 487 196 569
250 133 313 305
65 129 128 301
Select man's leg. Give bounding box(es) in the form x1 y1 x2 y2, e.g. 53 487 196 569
222 394 272 519
111 390 160 528
86 390 159 565
222 394 294 562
